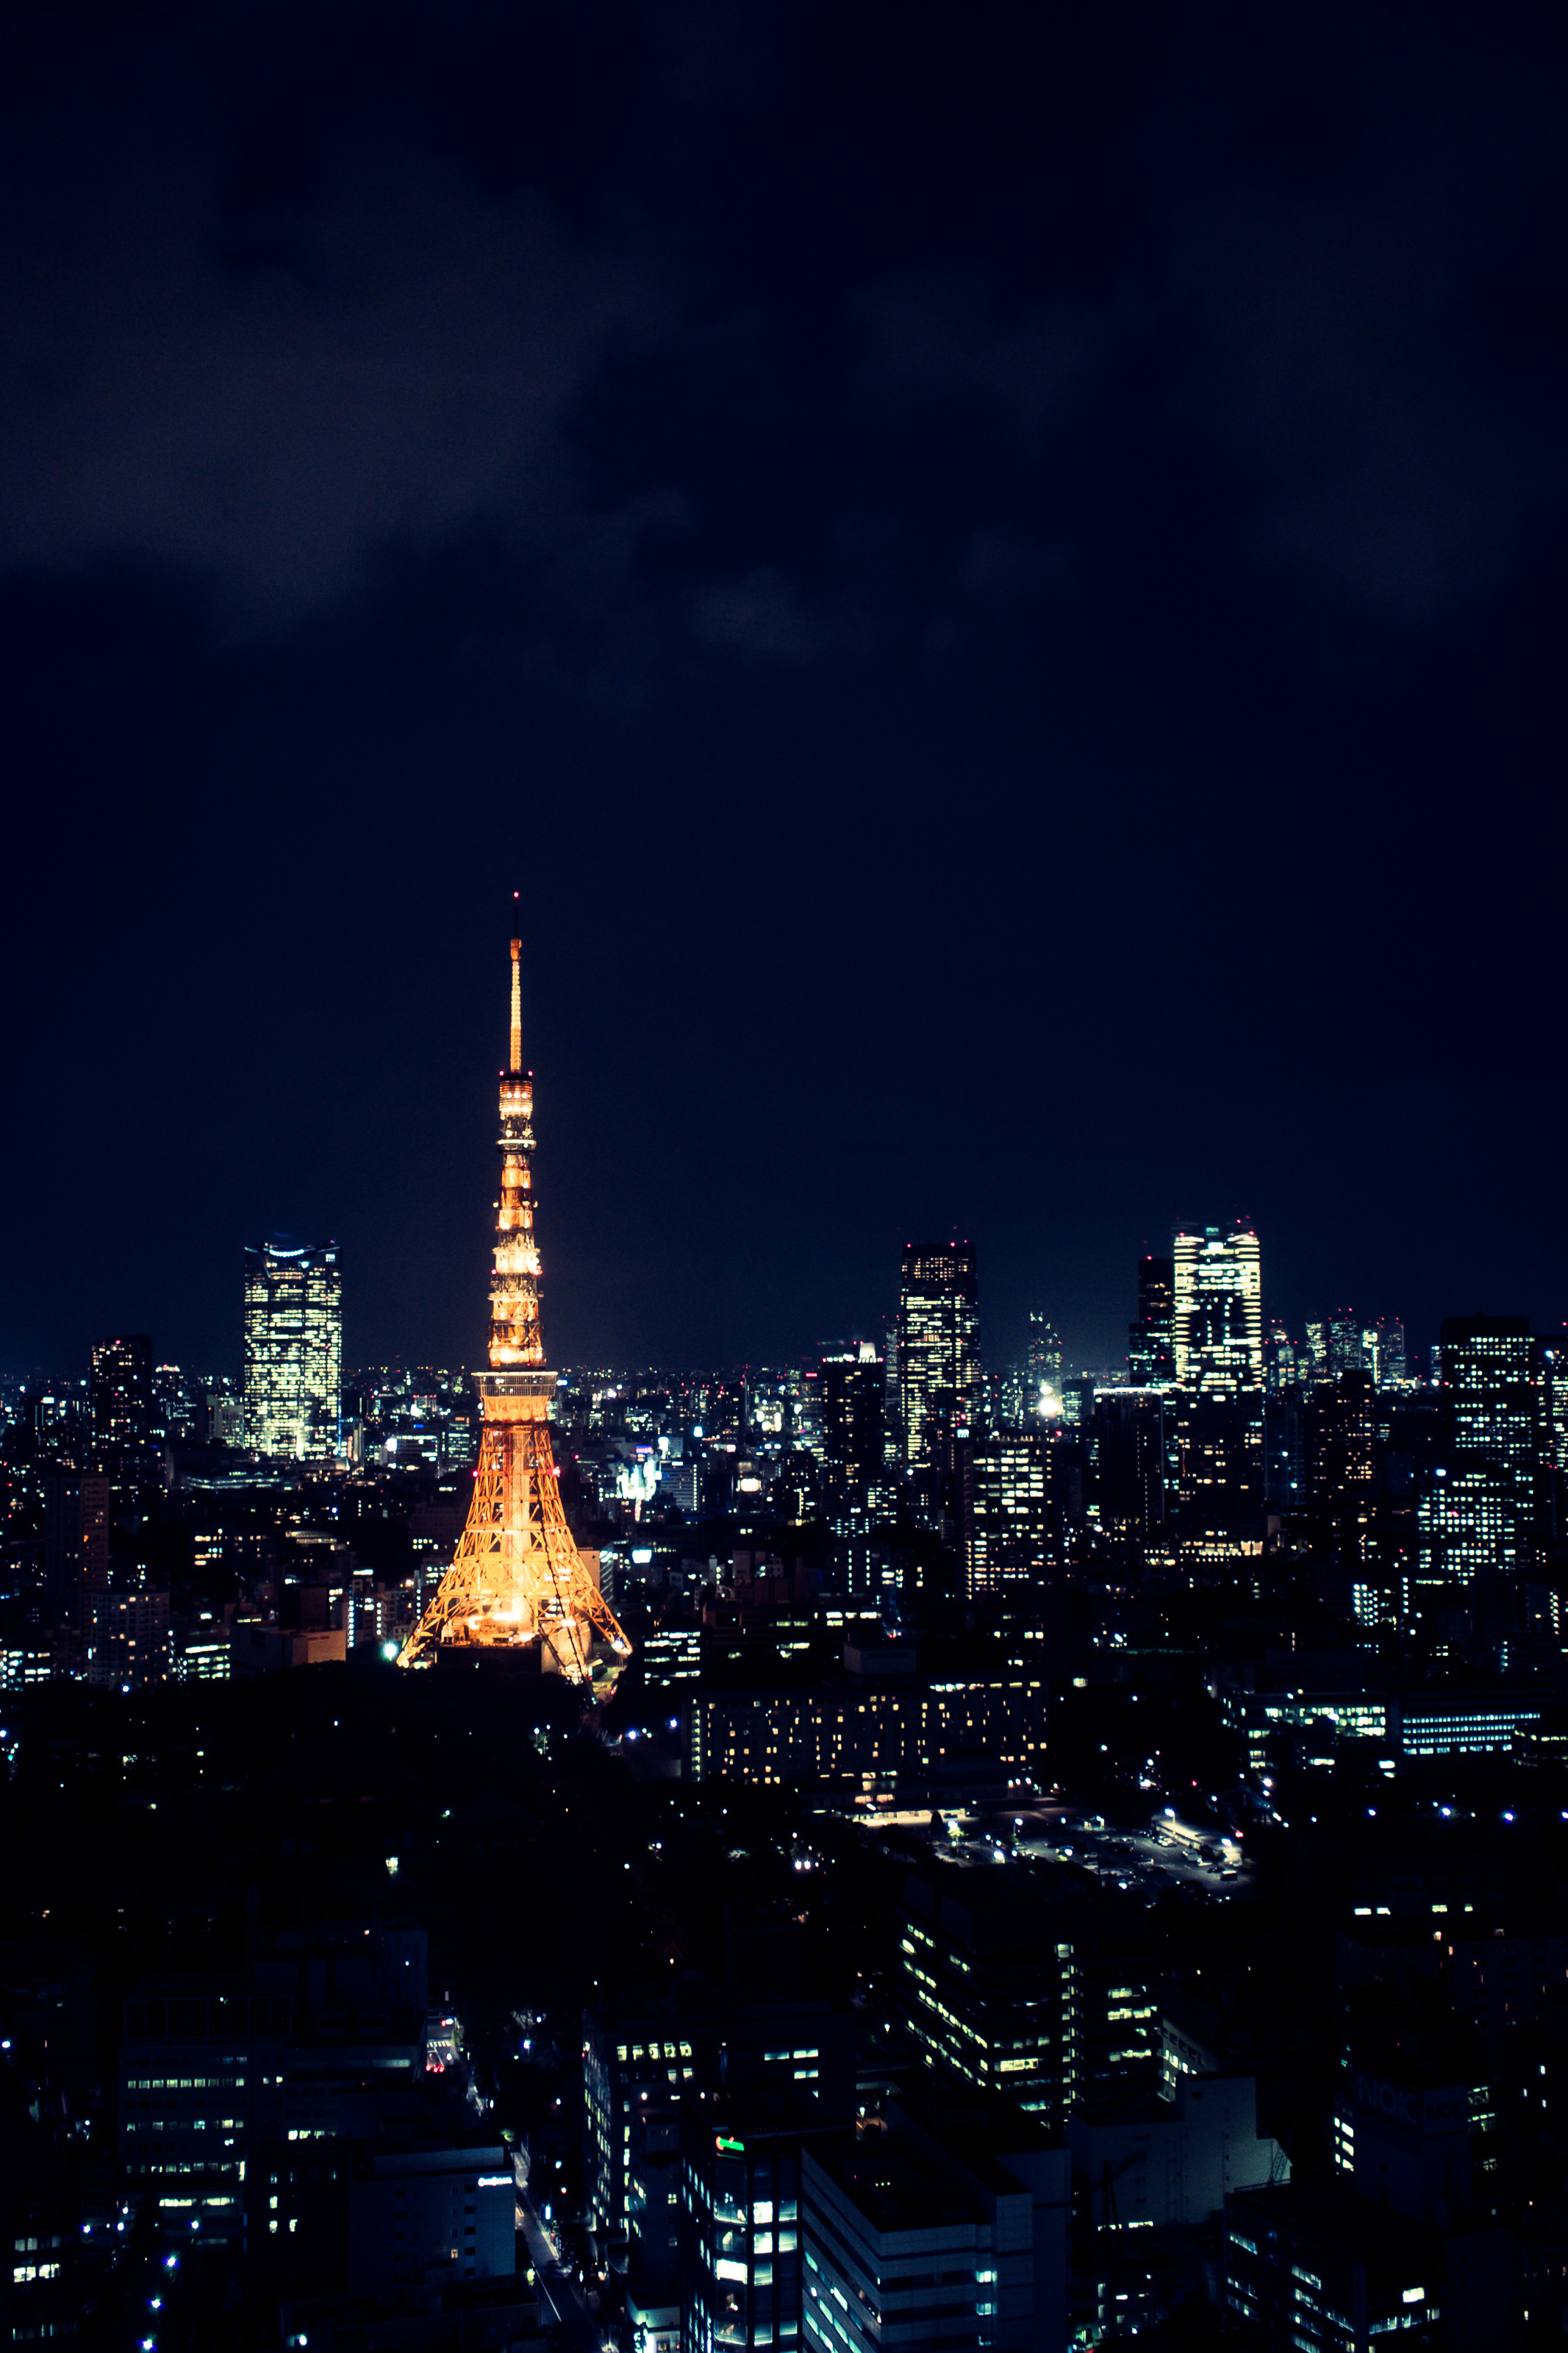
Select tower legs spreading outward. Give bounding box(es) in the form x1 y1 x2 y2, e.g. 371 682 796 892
398 923 632 1688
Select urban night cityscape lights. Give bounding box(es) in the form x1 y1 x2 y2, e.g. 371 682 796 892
0 10 1561 2342
398 918 631 1682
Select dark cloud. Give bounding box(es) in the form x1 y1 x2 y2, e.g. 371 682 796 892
1145 12 1568 621
1 0 1565 1374
690 565 874 664
0 116 667 624
957 529 1075 604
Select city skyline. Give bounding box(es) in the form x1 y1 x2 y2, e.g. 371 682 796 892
3 1177 1561 1394
3 13 1566 2346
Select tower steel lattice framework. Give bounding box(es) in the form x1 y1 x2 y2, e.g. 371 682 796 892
398 920 631 1684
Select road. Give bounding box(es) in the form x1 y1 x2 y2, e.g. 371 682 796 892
518 2185 606 2353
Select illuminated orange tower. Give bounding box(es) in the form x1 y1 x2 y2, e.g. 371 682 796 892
398 912 631 1684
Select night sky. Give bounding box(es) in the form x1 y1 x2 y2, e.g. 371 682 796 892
3 1 1564 1381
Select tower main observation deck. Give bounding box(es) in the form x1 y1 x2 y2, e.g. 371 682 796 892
398 919 631 1686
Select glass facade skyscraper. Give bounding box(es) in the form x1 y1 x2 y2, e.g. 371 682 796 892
1172 1228 1262 1393
966 1425 1050 1596
243 1238 343 1461
1171 1227 1264 1548
1421 1315 1539 1584
896 1241 979 1470
1127 1254 1175 1386
820 1347 885 1534
90 1333 152 1476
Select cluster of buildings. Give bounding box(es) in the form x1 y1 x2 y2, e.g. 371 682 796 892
7 1195 1568 2349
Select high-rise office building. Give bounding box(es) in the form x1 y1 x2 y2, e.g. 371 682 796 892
90 1333 152 1477
820 1347 886 1533
1172 1229 1262 1392
1367 1315 1407 1390
243 1238 343 1460
965 1426 1050 1596
1025 1310 1064 1408
899 1864 1079 2132
1093 1390 1168 1540
1127 1256 1175 1386
1326 1313 1364 1380
1304 1373 1376 1510
1172 1227 1264 1548
801 2101 1067 2353
897 1242 979 1471
1420 1316 1539 1585
1264 1320 1295 1394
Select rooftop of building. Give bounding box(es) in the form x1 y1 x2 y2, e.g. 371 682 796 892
806 2118 984 2235
806 2091 1057 2235
1228 2178 1441 2265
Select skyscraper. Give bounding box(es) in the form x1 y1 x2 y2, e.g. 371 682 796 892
966 1424 1050 1596
90 1333 152 1477
1093 1390 1168 1541
897 1241 979 1470
243 1238 343 1460
1172 1229 1262 1392
1025 1310 1064 1404
1367 1315 1408 1390
1127 1256 1175 1386
1420 1316 1540 1585
1326 1313 1364 1380
820 1346 886 1533
1171 1227 1264 1547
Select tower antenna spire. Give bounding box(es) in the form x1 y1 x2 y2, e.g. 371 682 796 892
509 892 523 1075
397 910 631 1688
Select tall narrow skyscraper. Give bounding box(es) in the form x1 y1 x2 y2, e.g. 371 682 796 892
1420 1316 1540 1584
90 1333 152 1477
820 1346 886 1533
243 1238 343 1460
1127 1256 1175 1386
1171 1226 1264 1548
897 1241 979 1469
1172 1228 1262 1392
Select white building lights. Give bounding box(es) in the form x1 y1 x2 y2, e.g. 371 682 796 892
243 1239 342 1460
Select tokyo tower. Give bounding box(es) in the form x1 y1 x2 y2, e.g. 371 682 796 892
398 913 632 1685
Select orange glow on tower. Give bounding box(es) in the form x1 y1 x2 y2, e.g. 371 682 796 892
398 915 631 1684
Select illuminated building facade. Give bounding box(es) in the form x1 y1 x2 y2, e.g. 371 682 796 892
1172 1226 1264 1548
1172 1228 1262 1393
1025 1311 1064 1410
399 919 631 1683
243 1239 342 1460
820 1347 884 1532
1326 1311 1364 1379
1303 1371 1377 1519
899 1867 1079 2132
583 1993 708 2285
1420 1316 1540 1585
1127 1255 1175 1386
1092 1389 1168 1540
681 2119 803 2353
684 1671 1045 1790
1367 1315 1408 1389
118 1987 292 2243
801 2106 1067 2353
90 1332 152 1476
897 1242 979 1470
42 1472 110 1627
86 1589 169 1688
965 1427 1049 1596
